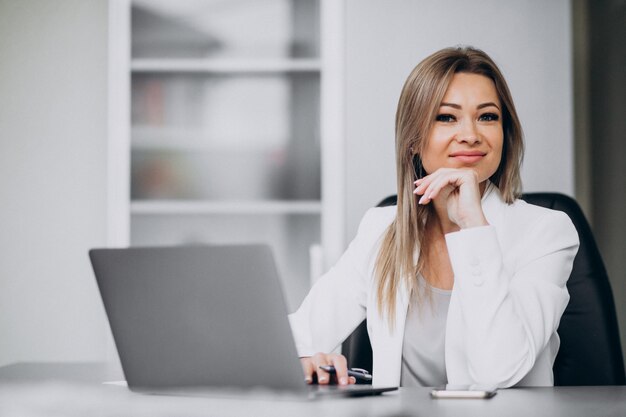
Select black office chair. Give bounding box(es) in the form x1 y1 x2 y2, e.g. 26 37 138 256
342 192 626 386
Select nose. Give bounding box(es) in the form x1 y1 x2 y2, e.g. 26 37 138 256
456 119 481 144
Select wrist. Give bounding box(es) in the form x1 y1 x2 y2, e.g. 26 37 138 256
457 213 489 229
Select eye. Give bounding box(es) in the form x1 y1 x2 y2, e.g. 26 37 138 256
479 113 500 122
436 114 456 123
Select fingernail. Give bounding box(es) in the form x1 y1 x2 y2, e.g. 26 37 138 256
305 376 312 384
340 377 348 385
419 195 426 204
319 376 328 383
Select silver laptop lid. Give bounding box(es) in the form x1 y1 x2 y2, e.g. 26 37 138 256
89 244 307 393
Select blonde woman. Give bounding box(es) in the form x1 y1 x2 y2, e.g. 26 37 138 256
289 46 579 389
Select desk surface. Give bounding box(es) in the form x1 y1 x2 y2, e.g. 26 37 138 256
1 363 626 417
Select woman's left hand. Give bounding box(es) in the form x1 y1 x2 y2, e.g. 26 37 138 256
413 168 488 229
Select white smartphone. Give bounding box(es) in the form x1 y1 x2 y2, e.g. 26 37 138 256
430 388 497 399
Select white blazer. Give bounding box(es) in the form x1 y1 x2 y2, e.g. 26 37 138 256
289 184 579 388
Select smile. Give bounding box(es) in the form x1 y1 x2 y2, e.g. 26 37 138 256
449 151 486 164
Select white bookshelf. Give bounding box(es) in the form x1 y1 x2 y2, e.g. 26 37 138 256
108 0 338 314
108 0 346 313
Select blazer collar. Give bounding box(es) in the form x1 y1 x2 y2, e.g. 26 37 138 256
481 181 507 228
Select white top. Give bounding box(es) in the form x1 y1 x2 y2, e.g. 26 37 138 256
400 276 451 387
289 183 579 388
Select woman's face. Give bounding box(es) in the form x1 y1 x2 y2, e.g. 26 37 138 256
421 72 503 183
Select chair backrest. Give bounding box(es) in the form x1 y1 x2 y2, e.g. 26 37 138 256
342 192 626 386
522 193 625 385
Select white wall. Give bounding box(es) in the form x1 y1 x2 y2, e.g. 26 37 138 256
343 0 574 239
0 0 109 366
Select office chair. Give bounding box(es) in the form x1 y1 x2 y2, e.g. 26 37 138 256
342 192 626 386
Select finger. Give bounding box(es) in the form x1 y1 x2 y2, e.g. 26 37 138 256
413 180 428 196
300 358 315 384
311 353 331 385
329 354 350 386
419 177 441 204
415 168 451 195
413 173 437 196
414 178 426 187
419 172 459 204
349 376 357 385
425 175 457 202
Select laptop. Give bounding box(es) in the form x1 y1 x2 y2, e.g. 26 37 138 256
89 244 397 398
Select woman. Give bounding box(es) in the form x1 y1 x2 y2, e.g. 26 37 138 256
289 46 579 389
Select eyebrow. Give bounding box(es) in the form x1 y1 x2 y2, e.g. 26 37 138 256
440 102 501 110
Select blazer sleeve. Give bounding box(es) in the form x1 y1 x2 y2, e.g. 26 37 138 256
444 209 579 387
288 207 393 357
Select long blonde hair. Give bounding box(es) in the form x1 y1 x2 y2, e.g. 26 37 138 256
375 46 524 323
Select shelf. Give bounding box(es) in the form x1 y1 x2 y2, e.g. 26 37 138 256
131 126 285 151
131 200 322 215
131 58 322 74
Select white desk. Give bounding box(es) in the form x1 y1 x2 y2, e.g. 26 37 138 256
1 363 626 417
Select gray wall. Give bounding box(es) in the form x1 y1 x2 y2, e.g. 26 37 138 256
343 0 574 239
0 0 109 366
586 0 626 368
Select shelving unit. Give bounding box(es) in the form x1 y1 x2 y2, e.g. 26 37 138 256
105 0 328 312
108 0 346 314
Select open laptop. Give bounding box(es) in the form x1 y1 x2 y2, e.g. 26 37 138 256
89 244 397 398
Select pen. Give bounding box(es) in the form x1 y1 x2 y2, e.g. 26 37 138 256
318 365 373 383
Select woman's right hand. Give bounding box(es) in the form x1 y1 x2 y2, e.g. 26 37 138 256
300 352 356 386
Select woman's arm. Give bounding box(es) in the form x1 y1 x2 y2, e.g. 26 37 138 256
288 207 394 383
445 210 579 387
414 167 579 386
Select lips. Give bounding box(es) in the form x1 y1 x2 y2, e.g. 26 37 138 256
449 150 487 164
